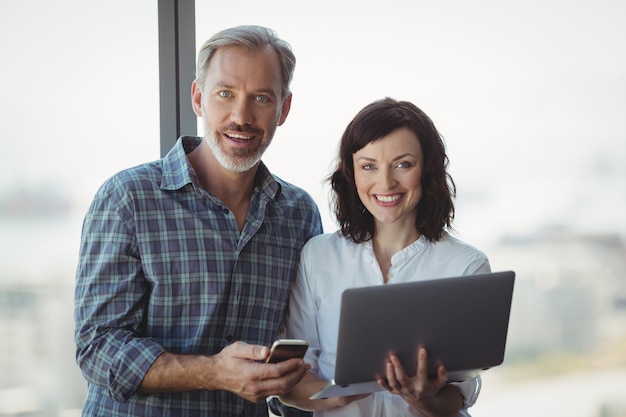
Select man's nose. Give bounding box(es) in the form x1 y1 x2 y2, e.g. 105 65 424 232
230 99 254 126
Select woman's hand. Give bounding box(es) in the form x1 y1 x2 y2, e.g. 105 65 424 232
377 347 463 417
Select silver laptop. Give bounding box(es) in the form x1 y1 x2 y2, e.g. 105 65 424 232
310 270 515 399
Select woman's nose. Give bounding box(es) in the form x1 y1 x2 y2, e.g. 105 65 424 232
379 168 396 189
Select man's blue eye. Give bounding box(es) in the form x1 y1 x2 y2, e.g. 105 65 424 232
256 95 268 102
219 91 231 98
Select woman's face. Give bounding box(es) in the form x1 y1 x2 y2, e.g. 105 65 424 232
353 127 424 229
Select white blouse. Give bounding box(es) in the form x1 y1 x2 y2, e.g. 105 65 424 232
286 231 491 417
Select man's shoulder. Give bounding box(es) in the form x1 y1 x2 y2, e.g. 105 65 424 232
97 136 191 197
95 159 163 198
271 175 319 209
272 175 309 196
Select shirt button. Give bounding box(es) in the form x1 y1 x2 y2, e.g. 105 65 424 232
223 208 229 214
277 324 287 339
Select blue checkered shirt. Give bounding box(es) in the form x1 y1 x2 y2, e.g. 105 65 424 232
74 136 322 416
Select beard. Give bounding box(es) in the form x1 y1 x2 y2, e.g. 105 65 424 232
203 123 274 173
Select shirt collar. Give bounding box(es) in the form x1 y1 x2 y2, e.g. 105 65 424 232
254 161 282 200
361 234 430 266
160 136 198 191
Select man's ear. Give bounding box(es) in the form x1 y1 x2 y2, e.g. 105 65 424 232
277 93 292 126
191 80 203 117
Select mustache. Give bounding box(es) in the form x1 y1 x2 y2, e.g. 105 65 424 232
220 123 263 136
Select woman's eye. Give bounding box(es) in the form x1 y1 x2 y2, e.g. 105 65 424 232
396 161 410 169
362 164 375 171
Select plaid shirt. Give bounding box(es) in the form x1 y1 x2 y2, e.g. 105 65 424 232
74 136 322 416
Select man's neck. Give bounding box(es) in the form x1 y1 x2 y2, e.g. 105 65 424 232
187 141 257 231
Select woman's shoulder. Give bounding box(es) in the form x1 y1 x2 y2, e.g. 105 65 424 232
303 230 349 249
434 232 489 261
301 230 362 257
410 233 491 276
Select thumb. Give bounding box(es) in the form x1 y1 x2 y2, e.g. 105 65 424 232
252 344 270 361
231 340 269 361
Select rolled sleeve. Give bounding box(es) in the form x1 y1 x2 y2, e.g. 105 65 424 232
74 187 164 402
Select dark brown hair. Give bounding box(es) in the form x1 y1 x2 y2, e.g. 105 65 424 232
330 98 456 243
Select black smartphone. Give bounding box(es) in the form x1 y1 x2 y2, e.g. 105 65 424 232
265 339 309 363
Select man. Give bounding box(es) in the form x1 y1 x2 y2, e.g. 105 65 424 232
74 25 321 416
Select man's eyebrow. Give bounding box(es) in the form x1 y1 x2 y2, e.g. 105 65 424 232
211 82 278 96
211 82 234 90
255 87 278 96
248 86 280 99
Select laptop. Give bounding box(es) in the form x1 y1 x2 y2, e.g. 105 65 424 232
310 270 515 399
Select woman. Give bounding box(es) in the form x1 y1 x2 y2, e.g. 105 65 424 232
279 98 490 416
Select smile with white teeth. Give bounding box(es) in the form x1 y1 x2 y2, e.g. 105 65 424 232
376 194 402 203
227 133 253 140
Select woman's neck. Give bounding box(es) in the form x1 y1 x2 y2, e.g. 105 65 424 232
372 223 421 283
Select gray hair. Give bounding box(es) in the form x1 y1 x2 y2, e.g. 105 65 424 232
195 25 296 99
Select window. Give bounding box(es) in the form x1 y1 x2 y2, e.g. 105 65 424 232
0 1 158 414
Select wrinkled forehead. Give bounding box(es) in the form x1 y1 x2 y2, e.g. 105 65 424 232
204 45 283 94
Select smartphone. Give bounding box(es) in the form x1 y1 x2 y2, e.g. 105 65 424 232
265 339 309 363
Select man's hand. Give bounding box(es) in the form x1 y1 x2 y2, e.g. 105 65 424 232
140 341 310 403
210 341 311 403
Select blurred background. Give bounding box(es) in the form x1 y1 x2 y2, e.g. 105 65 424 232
0 0 624 415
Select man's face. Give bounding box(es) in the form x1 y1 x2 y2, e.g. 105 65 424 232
192 45 291 172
